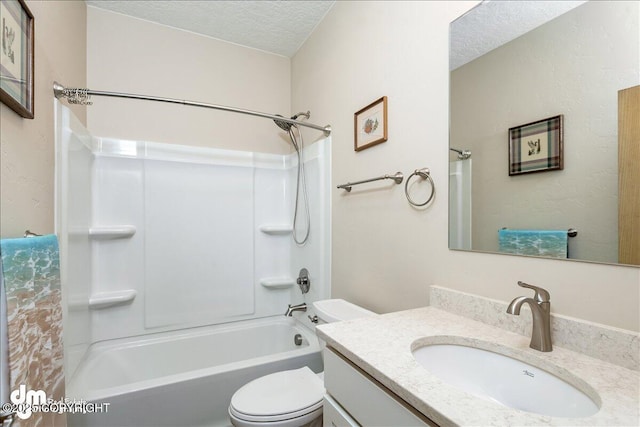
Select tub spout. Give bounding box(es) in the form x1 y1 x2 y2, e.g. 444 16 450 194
285 302 307 317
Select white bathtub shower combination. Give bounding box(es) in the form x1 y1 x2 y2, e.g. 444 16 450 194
55 102 331 426
67 318 322 426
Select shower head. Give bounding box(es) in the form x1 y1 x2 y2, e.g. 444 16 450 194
273 111 311 132
273 115 292 132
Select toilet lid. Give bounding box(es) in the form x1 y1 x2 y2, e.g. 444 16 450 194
230 367 324 421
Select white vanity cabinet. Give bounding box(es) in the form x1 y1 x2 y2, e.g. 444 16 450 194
322 348 436 427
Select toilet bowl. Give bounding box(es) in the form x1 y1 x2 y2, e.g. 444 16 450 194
228 299 376 427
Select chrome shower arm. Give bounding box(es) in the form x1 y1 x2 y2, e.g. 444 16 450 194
450 147 471 160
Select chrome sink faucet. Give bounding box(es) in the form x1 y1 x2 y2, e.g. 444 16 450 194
507 281 553 352
285 302 307 317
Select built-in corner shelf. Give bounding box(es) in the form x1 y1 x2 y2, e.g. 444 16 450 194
89 225 136 239
259 225 293 235
260 278 295 289
89 290 137 309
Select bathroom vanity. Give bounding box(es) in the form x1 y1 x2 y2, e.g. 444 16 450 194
317 287 639 426
322 348 433 426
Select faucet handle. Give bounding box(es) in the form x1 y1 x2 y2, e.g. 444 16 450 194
517 281 550 303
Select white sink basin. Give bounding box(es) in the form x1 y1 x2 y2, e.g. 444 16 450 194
412 340 600 418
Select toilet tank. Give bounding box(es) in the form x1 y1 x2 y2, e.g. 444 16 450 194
313 298 377 360
313 299 376 324
312 299 377 355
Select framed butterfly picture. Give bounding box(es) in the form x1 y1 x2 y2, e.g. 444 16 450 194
354 96 387 152
508 115 563 176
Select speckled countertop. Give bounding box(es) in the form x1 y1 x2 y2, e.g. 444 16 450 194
317 307 640 426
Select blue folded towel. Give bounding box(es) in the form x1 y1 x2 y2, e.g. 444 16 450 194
498 229 568 258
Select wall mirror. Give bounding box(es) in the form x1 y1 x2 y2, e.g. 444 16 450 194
449 0 639 266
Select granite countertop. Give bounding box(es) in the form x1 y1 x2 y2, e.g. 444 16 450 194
316 307 640 426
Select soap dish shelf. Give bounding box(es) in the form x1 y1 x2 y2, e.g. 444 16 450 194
89 290 137 309
89 225 136 239
259 225 292 235
260 278 295 289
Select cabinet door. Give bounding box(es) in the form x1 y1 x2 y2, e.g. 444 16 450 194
323 395 360 427
324 348 435 427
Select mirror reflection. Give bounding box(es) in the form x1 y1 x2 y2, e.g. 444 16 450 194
449 0 639 266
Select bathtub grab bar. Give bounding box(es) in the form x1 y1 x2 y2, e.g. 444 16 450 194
337 171 403 192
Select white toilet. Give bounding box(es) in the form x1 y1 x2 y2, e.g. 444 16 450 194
228 299 376 427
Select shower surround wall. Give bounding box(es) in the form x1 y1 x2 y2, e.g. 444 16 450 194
56 102 330 378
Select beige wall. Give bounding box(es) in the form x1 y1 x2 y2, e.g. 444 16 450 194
2 1 638 331
86 7 292 154
0 1 86 238
292 1 640 331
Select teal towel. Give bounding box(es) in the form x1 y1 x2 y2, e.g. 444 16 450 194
0 234 65 421
498 229 568 258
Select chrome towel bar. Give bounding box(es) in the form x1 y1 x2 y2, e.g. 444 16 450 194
337 172 403 192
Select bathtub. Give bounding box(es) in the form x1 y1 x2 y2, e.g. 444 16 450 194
67 316 322 427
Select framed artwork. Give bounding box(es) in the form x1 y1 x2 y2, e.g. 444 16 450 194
0 0 34 119
354 96 387 151
508 115 563 175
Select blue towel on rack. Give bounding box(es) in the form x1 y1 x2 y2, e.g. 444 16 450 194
0 235 65 424
498 229 568 258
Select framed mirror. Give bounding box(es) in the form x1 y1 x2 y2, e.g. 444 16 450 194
449 1 639 266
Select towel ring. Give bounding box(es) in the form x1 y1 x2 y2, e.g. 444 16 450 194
404 168 435 207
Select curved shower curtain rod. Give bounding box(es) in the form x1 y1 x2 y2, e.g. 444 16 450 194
52 82 332 136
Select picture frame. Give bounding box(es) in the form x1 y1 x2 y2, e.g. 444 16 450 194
354 96 387 151
0 0 34 119
508 115 563 176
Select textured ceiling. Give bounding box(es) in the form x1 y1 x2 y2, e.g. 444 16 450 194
86 0 335 58
87 1 587 65
450 1 587 70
